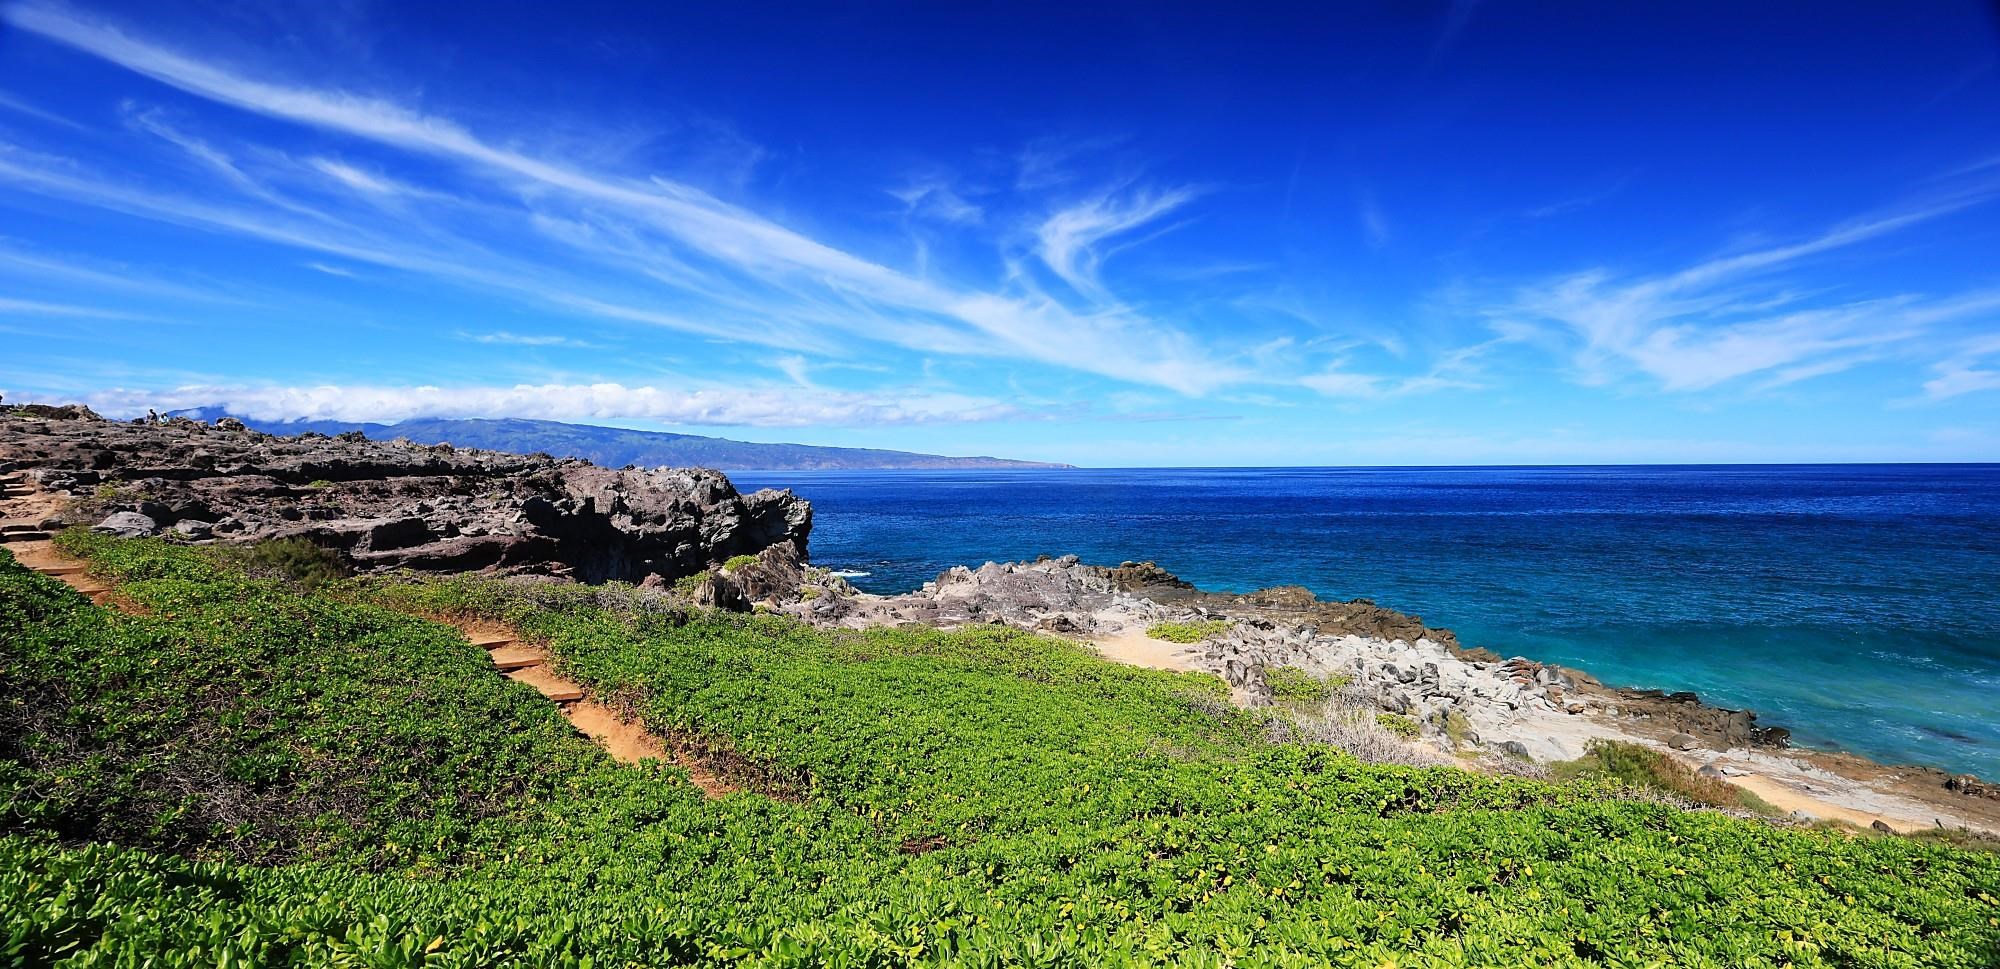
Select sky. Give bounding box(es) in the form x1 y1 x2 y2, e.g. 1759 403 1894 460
1 1 1998 466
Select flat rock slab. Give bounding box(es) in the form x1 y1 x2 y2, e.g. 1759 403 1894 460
503 664 585 703
489 647 544 672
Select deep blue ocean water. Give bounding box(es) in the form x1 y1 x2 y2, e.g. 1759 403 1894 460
732 465 2000 778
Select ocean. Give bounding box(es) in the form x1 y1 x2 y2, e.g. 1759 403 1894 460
732 465 2000 779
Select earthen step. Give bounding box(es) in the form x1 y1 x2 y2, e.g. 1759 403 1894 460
0 532 52 543
2 523 45 534
34 564 86 575
504 665 585 703
468 636 514 650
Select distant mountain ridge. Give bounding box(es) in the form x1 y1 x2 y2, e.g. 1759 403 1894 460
165 410 1073 471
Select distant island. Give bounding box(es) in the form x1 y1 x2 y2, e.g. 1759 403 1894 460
166 409 1073 471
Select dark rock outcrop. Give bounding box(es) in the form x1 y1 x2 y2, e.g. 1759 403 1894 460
1 406 810 585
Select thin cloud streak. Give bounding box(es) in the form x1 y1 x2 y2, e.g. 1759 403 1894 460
5 2 1242 394
1497 195 2000 393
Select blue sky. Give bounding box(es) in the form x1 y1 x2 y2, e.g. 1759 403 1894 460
1 1 1998 465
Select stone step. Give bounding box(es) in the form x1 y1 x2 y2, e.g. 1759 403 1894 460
36 564 88 575
0 531 51 543
491 650 543 672
467 635 514 650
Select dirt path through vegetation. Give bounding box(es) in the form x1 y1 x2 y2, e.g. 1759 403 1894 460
0 472 116 605
439 615 735 796
0 470 731 797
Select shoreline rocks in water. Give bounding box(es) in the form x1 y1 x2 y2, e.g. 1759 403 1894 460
0 406 810 585
785 553 1795 762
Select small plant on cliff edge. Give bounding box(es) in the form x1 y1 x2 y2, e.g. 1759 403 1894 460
1442 709 1475 749
672 571 711 598
1551 738 1773 813
1146 619 1231 643
1266 665 1345 704
1375 712 1421 738
721 553 760 574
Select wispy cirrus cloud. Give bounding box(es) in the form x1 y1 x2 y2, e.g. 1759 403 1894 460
0 296 150 319
1493 193 2000 393
456 329 600 349
1920 333 2000 401
2 2 1246 395
1035 185 1198 302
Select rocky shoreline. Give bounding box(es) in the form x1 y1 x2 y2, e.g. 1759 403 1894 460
785 554 2000 833
3 401 1995 834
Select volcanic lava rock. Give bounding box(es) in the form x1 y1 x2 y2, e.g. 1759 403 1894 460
2 405 810 585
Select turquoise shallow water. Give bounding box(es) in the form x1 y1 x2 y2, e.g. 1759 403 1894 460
732 465 2000 778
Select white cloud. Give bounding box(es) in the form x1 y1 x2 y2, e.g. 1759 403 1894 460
891 176 981 224
68 382 1025 427
0 89 87 129
1035 186 1196 301
1498 197 2000 392
0 296 147 319
308 157 401 195
456 329 596 348
4 2 1243 395
1921 333 2000 401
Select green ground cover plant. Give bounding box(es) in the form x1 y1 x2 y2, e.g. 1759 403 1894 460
2 535 1998 966
1144 618 1231 643
1265 665 1341 704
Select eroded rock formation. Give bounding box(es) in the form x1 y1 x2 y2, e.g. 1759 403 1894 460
0 407 810 584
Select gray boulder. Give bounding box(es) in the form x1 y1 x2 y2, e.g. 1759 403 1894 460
94 511 158 537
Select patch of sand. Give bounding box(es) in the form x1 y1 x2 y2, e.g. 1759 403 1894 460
1086 626 1196 672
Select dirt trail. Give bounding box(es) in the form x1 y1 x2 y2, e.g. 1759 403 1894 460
1 472 118 605
0 470 731 797
440 617 734 795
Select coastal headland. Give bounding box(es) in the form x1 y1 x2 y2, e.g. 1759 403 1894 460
4 402 1996 838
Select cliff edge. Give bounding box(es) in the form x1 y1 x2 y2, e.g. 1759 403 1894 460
0 403 810 585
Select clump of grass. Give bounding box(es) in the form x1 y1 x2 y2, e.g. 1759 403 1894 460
672 571 712 597
1905 825 2000 854
93 483 122 500
306 479 335 490
221 537 350 593
1550 739 1770 812
1265 707 1449 768
1146 619 1231 643
721 553 760 573
1266 665 1341 704
1441 709 1475 750
1375 712 1421 739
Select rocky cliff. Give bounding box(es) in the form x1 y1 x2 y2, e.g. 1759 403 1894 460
0 404 810 584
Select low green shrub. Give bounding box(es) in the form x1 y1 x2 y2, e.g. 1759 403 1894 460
1550 738 1770 812
1374 712 1421 738
1145 619 1230 643
1265 665 1340 703
720 553 760 573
